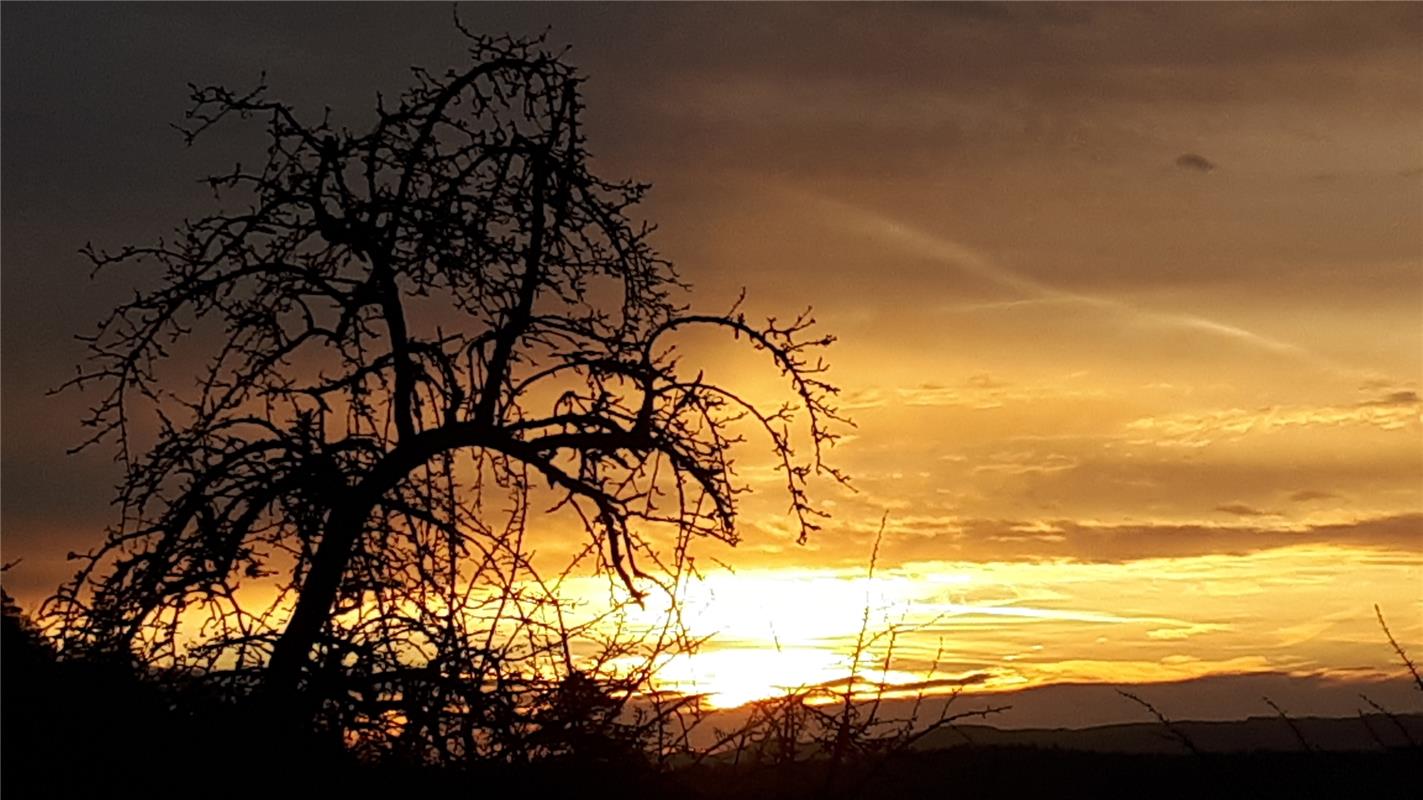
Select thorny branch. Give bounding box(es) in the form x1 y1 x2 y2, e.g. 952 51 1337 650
43 29 850 757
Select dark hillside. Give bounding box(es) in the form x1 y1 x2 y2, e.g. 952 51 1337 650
919 713 1423 754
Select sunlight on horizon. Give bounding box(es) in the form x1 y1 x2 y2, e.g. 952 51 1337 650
570 543 1423 709
117 532 1423 785
137 539 1423 710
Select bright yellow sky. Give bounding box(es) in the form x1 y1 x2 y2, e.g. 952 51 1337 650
574 543 1420 708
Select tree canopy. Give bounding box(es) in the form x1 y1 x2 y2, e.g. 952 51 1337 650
45 29 846 758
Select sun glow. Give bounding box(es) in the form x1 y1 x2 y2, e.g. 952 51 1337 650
572 544 1423 709
143 540 1421 712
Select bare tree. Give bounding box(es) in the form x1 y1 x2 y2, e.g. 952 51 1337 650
44 29 847 751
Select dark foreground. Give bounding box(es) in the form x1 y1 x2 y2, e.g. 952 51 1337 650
5 657 1418 800
4 609 1418 799
5 736 1418 800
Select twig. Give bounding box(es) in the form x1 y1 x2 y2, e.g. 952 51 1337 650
1262 696 1313 753
1356 709 1389 751
1359 693 1418 748
1116 689 1203 757
1375 604 1422 693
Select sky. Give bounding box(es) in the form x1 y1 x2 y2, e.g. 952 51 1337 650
3 3 1420 720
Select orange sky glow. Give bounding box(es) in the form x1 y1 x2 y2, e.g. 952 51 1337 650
2 3 1419 722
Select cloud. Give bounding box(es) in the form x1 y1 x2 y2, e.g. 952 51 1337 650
1214 503 1272 517
1125 399 1419 447
1146 622 1230 640
881 514 1423 563
803 192 1347 372
1289 490 1339 503
1357 378 1416 392
802 672 992 695
1175 153 1218 172
974 452 1080 477
892 377 1103 410
1360 390 1420 407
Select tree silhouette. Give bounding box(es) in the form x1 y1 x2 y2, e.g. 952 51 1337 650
44 29 846 751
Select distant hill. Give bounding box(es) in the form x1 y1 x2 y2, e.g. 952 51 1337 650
923 671 1422 730
687 671 1423 752
918 712 1423 754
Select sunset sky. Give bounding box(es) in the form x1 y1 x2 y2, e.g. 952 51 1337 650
3 3 1420 720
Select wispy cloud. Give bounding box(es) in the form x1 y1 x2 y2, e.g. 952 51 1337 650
892 375 1104 410
1126 396 1420 447
880 514 1423 563
1214 503 1274 517
796 191 1349 372
1175 153 1218 172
